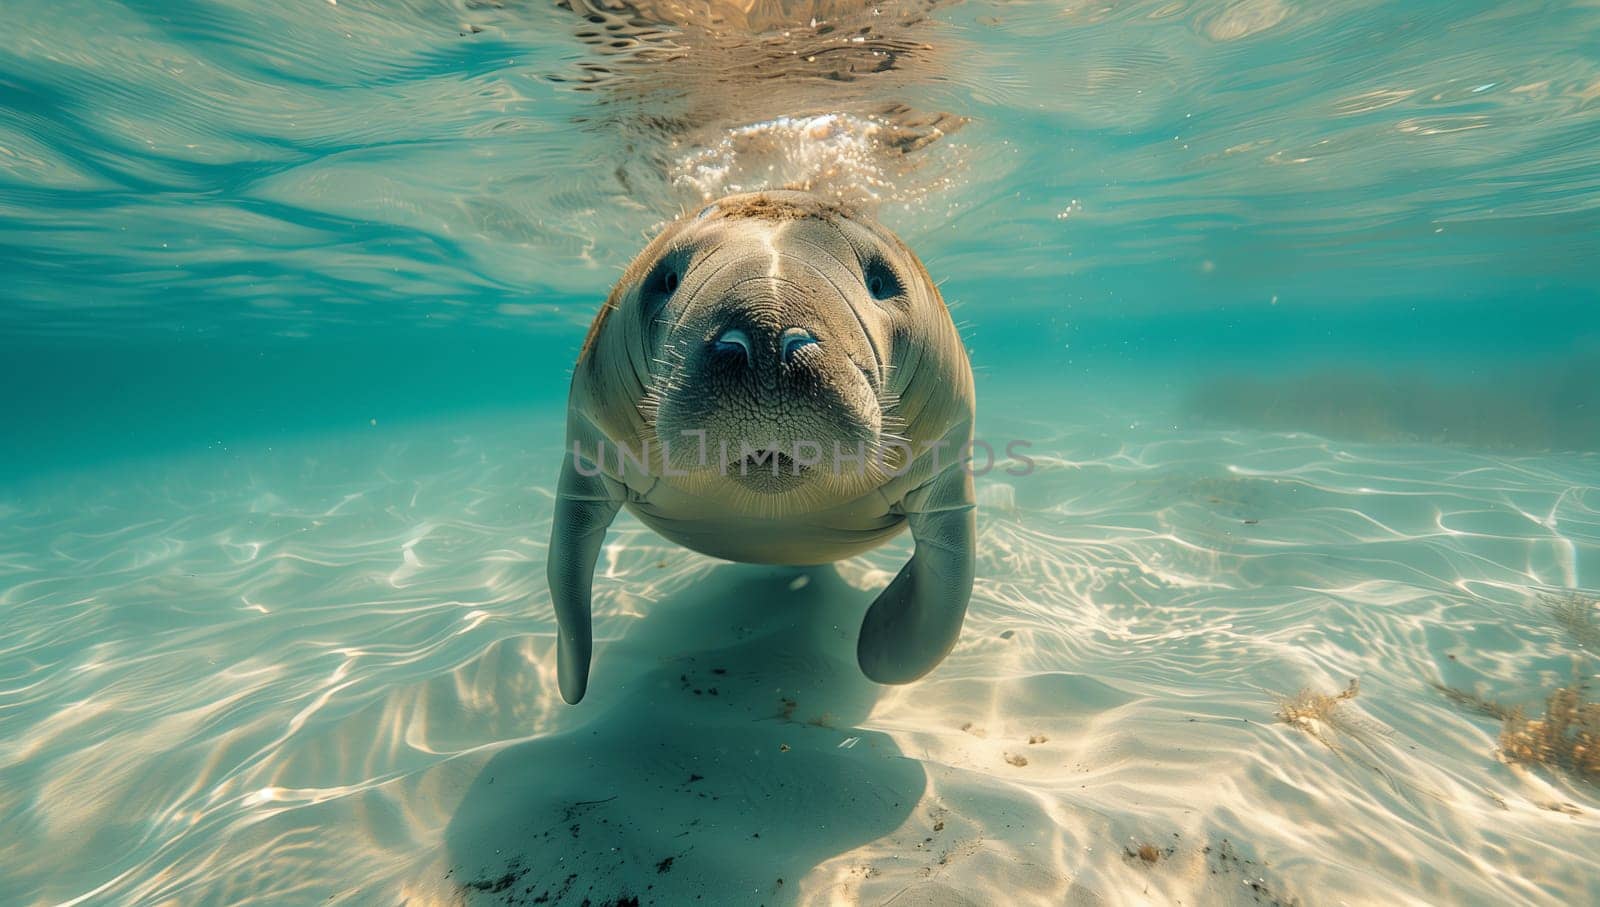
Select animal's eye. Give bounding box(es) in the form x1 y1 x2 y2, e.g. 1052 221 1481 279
649 264 680 297
643 253 687 306
638 251 690 342
863 256 901 301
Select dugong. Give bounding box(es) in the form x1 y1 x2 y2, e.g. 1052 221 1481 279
548 189 974 703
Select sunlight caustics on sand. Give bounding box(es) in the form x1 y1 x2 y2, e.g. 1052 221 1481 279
1 402 1595 905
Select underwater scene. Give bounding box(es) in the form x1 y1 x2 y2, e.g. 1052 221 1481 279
2 0 1598 904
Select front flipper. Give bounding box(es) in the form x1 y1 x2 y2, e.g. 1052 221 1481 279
858 457 976 684
548 446 624 704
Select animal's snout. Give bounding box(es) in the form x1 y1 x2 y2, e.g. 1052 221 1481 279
712 327 753 365
781 327 818 362
709 321 820 369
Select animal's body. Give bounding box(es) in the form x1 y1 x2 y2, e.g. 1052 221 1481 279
548 190 975 703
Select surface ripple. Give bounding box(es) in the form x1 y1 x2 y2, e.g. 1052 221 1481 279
4 0 1600 335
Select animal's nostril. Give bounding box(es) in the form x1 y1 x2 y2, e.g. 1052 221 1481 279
713 328 752 364
781 327 818 363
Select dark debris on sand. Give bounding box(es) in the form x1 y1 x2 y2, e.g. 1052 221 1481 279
457 858 649 907
1203 838 1302 907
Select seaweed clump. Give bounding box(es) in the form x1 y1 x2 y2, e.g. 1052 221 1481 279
1438 663 1600 782
1498 676 1600 780
1274 678 1388 750
1276 678 1360 726
1122 840 1169 865
1272 678 1397 783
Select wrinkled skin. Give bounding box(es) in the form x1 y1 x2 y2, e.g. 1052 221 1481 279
549 190 974 703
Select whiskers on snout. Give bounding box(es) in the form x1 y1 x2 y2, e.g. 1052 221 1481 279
641 343 909 515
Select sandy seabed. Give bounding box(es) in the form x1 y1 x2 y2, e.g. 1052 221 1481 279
1 397 1597 907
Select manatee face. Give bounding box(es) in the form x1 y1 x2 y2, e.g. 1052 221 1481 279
627 193 920 510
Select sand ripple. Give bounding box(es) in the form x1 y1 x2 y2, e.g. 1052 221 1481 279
0 404 1596 904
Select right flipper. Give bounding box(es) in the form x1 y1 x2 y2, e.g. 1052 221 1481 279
547 444 624 704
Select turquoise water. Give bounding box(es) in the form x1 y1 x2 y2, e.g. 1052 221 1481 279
3 1 1599 904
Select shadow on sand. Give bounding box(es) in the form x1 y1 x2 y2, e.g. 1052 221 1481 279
444 564 925 905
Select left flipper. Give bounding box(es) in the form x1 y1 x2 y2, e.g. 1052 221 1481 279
857 452 976 684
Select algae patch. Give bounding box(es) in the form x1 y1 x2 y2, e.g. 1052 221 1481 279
1439 663 1600 782
1274 678 1390 753
1498 675 1600 780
